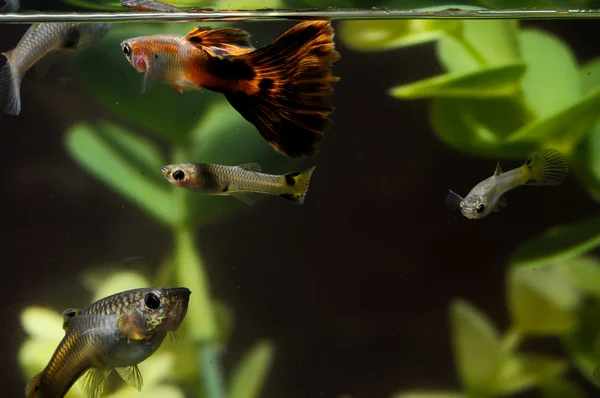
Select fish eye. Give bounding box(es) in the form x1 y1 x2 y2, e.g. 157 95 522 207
144 292 161 310
476 204 485 214
172 170 185 181
122 43 132 58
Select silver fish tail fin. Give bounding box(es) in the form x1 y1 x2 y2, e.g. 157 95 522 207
0 51 22 115
25 372 43 398
280 166 316 205
523 148 569 186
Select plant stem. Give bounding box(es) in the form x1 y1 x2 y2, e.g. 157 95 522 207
174 226 224 398
452 31 489 67
501 327 522 355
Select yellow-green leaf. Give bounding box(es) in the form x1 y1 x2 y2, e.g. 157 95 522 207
393 392 466 398
450 299 502 394
229 340 275 398
491 354 567 395
389 63 525 99
508 266 581 336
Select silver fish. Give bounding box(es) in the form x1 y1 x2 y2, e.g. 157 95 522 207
1 23 112 115
161 162 316 205
446 148 569 219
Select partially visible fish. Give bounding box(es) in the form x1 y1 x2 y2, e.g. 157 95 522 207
121 0 182 12
0 0 19 12
445 148 569 219
120 21 340 158
25 287 191 398
1 23 112 115
161 162 316 205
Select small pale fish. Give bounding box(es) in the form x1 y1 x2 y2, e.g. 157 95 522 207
120 21 340 158
25 287 191 398
1 23 112 115
161 162 316 205
445 148 569 219
121 0 182 12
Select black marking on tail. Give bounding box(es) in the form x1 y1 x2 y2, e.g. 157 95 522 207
188 36 203 43
205 57 256 83
285 172 300 186
259 78 274 92
222 184 229 193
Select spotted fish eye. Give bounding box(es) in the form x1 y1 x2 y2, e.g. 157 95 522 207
476 204 485 214
172 170 185 181
122 43 132 59
144 292 161 310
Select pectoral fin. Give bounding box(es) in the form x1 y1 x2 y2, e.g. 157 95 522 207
492 195 507 212
115 365 143 391
81 368 112 398
445 190 464 210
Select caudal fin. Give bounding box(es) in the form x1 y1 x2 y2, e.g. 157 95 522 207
280 166 316 205
1 51 23 115
224 21 340 158
524 148 569 186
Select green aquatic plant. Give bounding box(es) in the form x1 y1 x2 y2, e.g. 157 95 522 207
339 19 600 397
17 22 289 398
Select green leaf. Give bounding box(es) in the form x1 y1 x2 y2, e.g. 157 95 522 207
213 300 234 346
491 354 567 395
539 376 587 398
450 299 502 394
562 303 600 389
174 228 216 342
558 255 600 298
430 97 535 158
580 58 600 96
228 340 275 398
389 63 525 99
393 392 466 398
507 88 600 152
65 123 177 227
518 29 581 119
569 125 600 203
338 20 459 52
508 266 581 336
437 20 520 73
510 214 600 268
75 23 221 143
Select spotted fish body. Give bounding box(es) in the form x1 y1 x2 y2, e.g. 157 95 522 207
1 23 111 115
25 287 191 398
161 162 316 205
446 149 569 219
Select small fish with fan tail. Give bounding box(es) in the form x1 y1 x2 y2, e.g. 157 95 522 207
161 162 316 205
119 21 340 158
445 148 569 219
25 287 190 398
1 23 112 115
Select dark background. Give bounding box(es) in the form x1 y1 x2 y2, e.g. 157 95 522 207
1 18 599 398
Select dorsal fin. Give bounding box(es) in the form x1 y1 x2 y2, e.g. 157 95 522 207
238 162 261 172
493 162 503 177
184 27 255 57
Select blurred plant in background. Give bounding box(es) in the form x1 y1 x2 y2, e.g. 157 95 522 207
337 19 600 397
17 21 289 398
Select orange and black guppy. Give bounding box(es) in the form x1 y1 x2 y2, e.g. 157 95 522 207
119 21 341 158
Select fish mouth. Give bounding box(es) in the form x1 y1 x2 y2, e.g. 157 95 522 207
160 166 170 177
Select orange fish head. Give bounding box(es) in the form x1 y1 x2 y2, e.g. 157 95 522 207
120 39 148 73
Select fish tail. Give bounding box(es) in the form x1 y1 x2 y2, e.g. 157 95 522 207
280 166 316 205
224 21 340 158
0 51 23 115
25 372 43 398
523 148 569 186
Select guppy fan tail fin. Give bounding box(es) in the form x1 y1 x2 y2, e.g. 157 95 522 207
280 166 316 205
0 51 23 115
523 148 569 186
224 20 340 158
25 372 43 398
